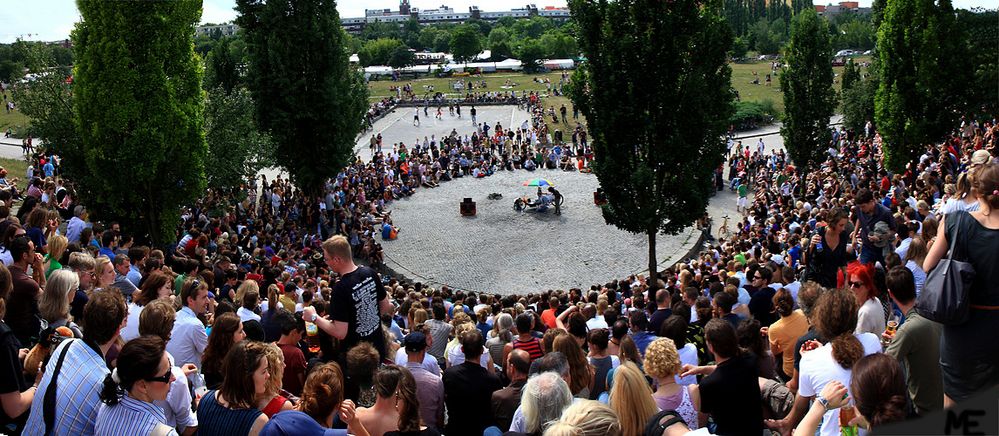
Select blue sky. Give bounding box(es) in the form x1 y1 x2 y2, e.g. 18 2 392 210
0 0 994 44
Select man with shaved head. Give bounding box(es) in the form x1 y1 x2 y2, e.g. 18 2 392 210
492 349 531 431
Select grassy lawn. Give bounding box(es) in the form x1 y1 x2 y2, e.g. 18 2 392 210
368 57 873 122
0 90 30 135
0 157 30 192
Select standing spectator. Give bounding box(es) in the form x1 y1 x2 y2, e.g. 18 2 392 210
853 188 896 266
6 236 44 347
485 312 513 367
847 262 885 335
0 263 38 434
883 267 942 415
166 278 210 370
492 349 530 432
24 290 128 436
902 237 927 296
924 162 999 407
766 288 808 381
402 331 445 430
687 319 764 435
304 236 391 363
796 288 881 436
442 329 502 435
196 341 271 435
139 299 198 435
94 336 177 436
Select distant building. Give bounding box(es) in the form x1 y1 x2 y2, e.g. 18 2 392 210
195 23 239 38
344 2 571 34
815 1 871 17
196 3 573 37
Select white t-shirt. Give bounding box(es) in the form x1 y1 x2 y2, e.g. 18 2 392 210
799 333 881 436
121 302 143 342
237 307 261 323
855 298 886 335
675 343 699 386
586 316 608 331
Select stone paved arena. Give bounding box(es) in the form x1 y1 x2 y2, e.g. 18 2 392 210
266 105 701 294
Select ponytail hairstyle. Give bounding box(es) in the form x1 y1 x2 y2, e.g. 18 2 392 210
971 162 999 211
99 336 166 406
299 362 345 425
850 353 909 427
772 288 795 317
266 283 279 312
814 287 863 369
373 365 422 432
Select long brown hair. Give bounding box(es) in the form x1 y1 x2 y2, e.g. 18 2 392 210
202 313 243 377
850 353 909 427
553 335 592 396
134 271 171 306
814 287 863 369
219 341 267 409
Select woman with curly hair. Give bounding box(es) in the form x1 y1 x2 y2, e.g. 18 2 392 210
200 313 246 389
643 338 699 430
552 334 594 398
295 362 365 435
796 287 881 436
608 362 658 436
257 343 293 417
358 365 440 436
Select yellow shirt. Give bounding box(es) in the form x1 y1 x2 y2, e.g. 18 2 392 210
279 294 297 313
768 310 809 376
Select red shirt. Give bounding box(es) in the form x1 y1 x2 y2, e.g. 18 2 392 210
541 308 557 329
278 343 306 396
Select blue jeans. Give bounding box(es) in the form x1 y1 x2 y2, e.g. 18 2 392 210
859 243 884 266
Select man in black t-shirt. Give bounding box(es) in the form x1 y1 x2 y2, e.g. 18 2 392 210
304 235 391 362
697 319 763 436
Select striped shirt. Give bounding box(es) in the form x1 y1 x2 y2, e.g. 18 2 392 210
24 339 107 436
511 337 543 361
197 390 263 436
96 393 177 436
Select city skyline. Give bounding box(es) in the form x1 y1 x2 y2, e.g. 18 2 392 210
1 0 994 44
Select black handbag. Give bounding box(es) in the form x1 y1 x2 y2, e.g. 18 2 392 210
916 213 976 325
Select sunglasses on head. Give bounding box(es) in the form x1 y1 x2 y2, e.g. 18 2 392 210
144 367 172 383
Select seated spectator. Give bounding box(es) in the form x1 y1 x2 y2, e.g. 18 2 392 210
847 262 886 335
95 336 176 436
552 334 594 398
442 329 503 434
139 299 198 434
196 341 270 435
492 349 531 432
200 313 245 390
543 400 621 436
644 338 699 430
627 311 656 356
609 361 658 436
274 311 307 397
686 319 764 434
0 263 36 433
293 362 365 435
521 371 574 435
400 330 444 430
586 328 619 400
257 343 293 417
238 290 262 323
766 288 808 381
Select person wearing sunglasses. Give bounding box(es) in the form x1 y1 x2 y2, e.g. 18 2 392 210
95 336 177 436
846 262 886 336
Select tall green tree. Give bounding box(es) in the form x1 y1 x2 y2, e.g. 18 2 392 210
450 24 483 63
359 38 405 66
570 0 734 300
236 0 368 193
71 0 206 244
956 8 998 117
387 45 415 68
840 58 860 91
780 9 835 173
875 0 970 170
516 39 546 73
12 46 77 155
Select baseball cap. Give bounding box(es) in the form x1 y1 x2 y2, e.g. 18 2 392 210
260 411 342 436
404 331 427 353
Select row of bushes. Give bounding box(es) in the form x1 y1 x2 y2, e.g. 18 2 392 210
730 99 780 131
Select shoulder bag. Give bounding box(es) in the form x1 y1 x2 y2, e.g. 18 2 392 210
915 213 976 325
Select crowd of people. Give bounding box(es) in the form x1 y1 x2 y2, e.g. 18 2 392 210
0 93 996 436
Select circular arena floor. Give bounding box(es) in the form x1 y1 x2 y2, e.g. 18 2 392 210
380 170 699 295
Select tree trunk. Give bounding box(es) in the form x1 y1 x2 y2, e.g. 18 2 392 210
647 228 658 305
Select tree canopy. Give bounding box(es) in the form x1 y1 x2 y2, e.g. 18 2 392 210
570 0 734 299
780 8 836 173
236 0 368 193
70 0 207 244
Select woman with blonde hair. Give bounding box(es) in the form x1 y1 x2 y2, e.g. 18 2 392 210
544 400 622 436
446 322 494 372
94 255 114 291
38 269 81 338
234 279 260 310
553 334 595 398
643 338 699 430
609 362 659 436
257 342 293 417
43 234 67 279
